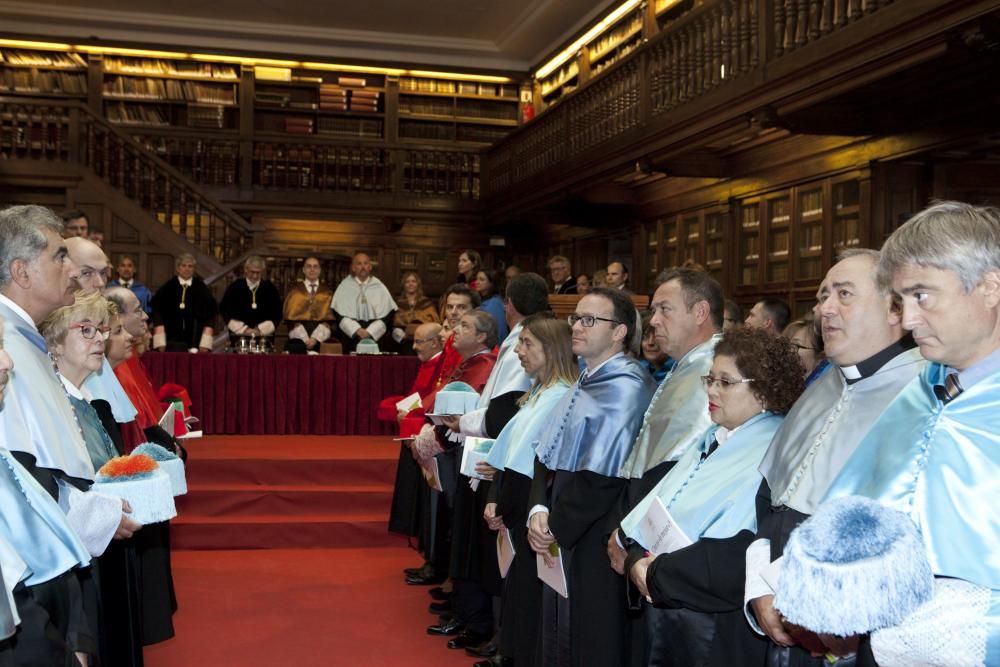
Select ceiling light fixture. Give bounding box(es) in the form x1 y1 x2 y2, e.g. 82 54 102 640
534 0 642 80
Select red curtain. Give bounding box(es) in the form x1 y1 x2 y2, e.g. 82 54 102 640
141 353 420 435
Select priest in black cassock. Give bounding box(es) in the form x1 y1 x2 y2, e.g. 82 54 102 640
330 252 396 353
528 288 656 667
151 253 217 352
219 255 283 346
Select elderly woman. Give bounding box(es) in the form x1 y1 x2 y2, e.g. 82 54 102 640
474 268 509 342
39 291 145 667
621 327 805 667
481 313 578 666
391 271 439 353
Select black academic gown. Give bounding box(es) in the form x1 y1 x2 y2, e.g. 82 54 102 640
495 466 540 666
219 279 283 344
151 277 218 351
530 458 631 667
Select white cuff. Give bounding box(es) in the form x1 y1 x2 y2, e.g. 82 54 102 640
58 481 121 557
527 504 549 528
313 323 331 343
258 320 275 336
367 320 386 341
198 330 214 351
152 327 166 350
615 530 626 550
744 538 773 636
227 319 247 334
392 328 405 343
288 324 307 341
340 318 361 338
458 408 488 438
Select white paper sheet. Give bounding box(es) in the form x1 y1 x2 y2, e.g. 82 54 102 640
395 392 422 413
497 527 516 578
536 544 568 598
639 496 694 556
460 436 494 480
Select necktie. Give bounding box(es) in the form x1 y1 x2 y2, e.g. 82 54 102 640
934 372 963 404
309 284 316 296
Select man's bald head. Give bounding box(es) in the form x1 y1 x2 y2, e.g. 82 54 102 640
413 322 443 362
66 237 108 293
105 286 148 338
351 253 372 281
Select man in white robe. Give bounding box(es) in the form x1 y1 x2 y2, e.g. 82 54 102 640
331 252 396 353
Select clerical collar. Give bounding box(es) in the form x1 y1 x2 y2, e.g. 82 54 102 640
584 351 624 379
246 279 260 290
950 345 1000 393
838 334 917 385
428 351 442 361
177 277 193 287
0 294 36 329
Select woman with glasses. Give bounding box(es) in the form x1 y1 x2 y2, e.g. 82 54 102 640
782 317 829 385
39 291 146 667
638 311 674 384
619 326 805 667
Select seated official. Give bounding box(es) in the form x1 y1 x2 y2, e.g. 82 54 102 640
621 327 804 667
108 254 152 314
331 252 396 353
40 292 145 667
391 271 439 353
283 256 335 354
151 253 217 352
220 255 282 347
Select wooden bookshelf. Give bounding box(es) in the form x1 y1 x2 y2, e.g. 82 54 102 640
398 76 519 146
0 48 87 97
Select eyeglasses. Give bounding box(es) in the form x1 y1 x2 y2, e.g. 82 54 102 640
69 323 111 341
413 336 438 345
701 374 756 390
568 314 622 328
791 342 818 351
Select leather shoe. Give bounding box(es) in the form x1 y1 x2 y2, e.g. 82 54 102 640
403 565 425 577
406 571 446 586
447 629 491 650
474 656 513 667
465 640 498 658
428 600 452 614
426 619 464 636
428 586 451 601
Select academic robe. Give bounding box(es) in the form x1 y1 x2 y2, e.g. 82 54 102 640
486 381 572 666
65 389 144 667
384 351 449 537
115 355 164 431
330 275 396 353
823 361 1000 664
553 277 578 295
150 277 217 351
479 294 509 342
531 354 656 667
621 413 783 667
391 296 439 353
283 282 335 352
219 278 283 342
746 341 924 667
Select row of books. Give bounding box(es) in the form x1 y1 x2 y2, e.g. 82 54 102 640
540 62 579 97
106 102 169 126
399 120 456 141
0 69 86 94
319 84 380 112
588 12 643 63
104 77 237 104
317 116 384 138
284 117 314 135
0 50 86 68
455 100 519 121
187 105 228 129
256 144 388 165
590 40 640 77
399 78 516 98
104 57 238 80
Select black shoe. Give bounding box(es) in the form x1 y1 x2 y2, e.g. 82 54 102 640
447 630 492 650
429 600 452 614
465 640 498 658
474 657 513 667
407 571 447 586
426 619 465 636
403 566 424 576
428 586 451 601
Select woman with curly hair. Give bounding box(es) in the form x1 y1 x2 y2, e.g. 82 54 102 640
391 271 439 353
619 326 805 667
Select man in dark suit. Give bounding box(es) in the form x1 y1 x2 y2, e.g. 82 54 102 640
548 255 577 294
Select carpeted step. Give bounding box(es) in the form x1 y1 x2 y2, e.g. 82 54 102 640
171 513 407 550
185 457 397 487
177 483 394 517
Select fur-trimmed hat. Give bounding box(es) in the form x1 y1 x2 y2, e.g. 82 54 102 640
775 495 933 636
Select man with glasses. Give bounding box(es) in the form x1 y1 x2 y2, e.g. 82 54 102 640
743 248 924 666
527 287 655 667
547 255 577 294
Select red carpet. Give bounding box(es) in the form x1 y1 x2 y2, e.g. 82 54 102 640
145 436 477 666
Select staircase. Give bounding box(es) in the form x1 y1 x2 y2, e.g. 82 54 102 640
172 436 406 550
0 96 255 273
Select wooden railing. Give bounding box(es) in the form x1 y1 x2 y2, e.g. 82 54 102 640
0 97 253 263
484 0 907 197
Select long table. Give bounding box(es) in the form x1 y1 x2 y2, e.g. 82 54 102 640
141 352 420 435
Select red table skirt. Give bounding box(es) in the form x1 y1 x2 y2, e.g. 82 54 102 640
141 352 420 435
